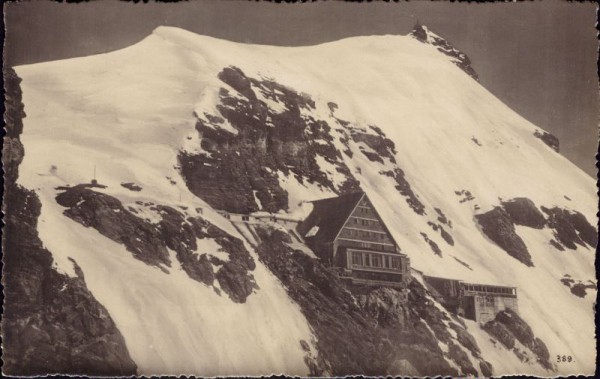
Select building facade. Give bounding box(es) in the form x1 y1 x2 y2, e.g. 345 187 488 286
423 275 518 323
297 192 411 287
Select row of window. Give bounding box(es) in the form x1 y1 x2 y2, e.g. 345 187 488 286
352 217 380 227
343 228 387 240
463 285 515 295
476 296 496 306
355 207 374 215
350 251 403 271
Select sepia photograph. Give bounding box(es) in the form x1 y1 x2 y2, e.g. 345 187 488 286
2 0 598 377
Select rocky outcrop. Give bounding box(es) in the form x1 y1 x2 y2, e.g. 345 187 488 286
541 206 597 250
410 22 479 81
350 128 397 164
434 207 453 228
180 66 359 214
560 275 596 298
380 168 426 215
501 197 546 229
56 185 171 267
534 130 560 153
420 232 442 256
484 309 553 370
55 186 257 303
2 67 137 375
428 221 455 246
255 226 488 376
3 67 26 184
120 182 142 191
475 207 533 266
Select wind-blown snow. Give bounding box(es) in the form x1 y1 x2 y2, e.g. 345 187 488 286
15 26 596 375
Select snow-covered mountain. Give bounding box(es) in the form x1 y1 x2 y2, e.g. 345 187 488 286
2 24 596 376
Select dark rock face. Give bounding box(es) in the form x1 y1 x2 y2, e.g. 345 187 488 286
475 207 533 266
501 197 546 229
180 66 359 214
350 128 397 164
428 221 455 246
56 185 171 267
449 322 480 357
55 186 257 303
434 207 453 228
479 360 494 377
534 130 560 153
482 320 515 349
410 23 479 81
447 342 478 376
2 67 137 375
120 182 142 191
420 232 442 256
3 67 26 184
455 189 475 203
2 184 138 376
380 168 426 215
568 211 598 248
561 275 597 298
541 206 597 250
569 282 597 298
255 227 487 376
484 310 553 370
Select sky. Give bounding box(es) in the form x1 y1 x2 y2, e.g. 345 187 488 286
4 0 598 176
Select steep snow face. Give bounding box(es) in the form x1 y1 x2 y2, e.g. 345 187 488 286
15 26 596 375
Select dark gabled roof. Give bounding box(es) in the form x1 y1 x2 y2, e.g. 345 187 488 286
300 191 365 242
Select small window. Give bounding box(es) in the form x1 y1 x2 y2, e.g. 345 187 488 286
354 218 358 224
352 251 363 266
371 254 382 267
242 215 249 221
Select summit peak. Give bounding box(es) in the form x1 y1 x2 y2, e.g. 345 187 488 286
409 23 479 81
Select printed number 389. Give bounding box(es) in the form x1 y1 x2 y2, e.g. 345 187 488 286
557 355 573 363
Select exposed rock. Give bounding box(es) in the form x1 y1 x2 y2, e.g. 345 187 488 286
120 182 142 191
356 287 410 328
448 342 478 376
486 309 554 370
483 320 515 349
569 211 598 248
559 274 596 298
3 67 26 184
449 322 481 357
2 68 137 375
410 22 479 81
475 207 533 266
56 185 171 267
434 207 453 228
534 130 560 153
180 66 358 214
455 189 475 203
542 206 597 250
427 221 455 246
380 168 426 215
550 239 565 251
453 256 473 270
350 129 397 163
420 232 443 256
570 283 595 298
501 197 546 229
479 360 494 377
55 186 257 303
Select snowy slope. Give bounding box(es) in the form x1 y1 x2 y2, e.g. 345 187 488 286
14 26 596 375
